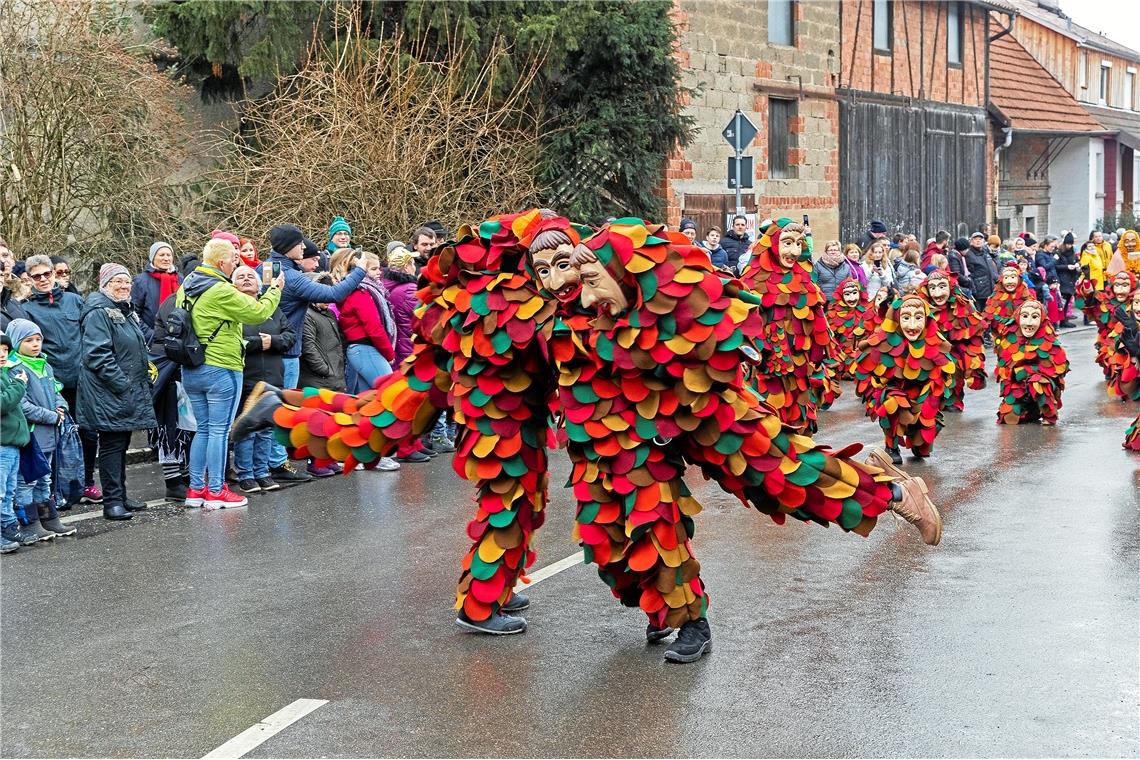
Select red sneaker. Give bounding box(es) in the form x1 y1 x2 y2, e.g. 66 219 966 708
203 486 248 511
184 487 206 508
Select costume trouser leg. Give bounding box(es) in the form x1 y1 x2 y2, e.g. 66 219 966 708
570 444 706 630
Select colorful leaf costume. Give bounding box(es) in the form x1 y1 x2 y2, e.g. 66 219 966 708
854 295 955 457
1111 302 1140 451
825 278 880 380
738 218 834 433
267 212 559 624
995 299 1069 425
556 219 906 630
983 265 1032 356
919 269 987 411
1076 272 1137 380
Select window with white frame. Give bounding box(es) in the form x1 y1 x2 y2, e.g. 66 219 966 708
1100 62 1111 105
1079 51 1088 89
1127 69 1136 110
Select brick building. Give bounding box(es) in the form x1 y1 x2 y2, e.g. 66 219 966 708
667 0 842 241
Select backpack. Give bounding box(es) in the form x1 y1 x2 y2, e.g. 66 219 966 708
164 286 224 367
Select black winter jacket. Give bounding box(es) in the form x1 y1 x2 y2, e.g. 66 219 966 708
947 249 974 300
131 265 182 345
964 245 996 300
1056 245 1080 295
21 286 85 388
76 292 157 432
298 305 346 391
240 305 294 395
0 287 27 331
720 231 751 272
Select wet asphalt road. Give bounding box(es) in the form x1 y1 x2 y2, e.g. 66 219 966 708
1 328 1137 758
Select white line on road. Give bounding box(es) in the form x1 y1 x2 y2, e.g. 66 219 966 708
515 550 584 591
201 698 328 759
59 499 168 524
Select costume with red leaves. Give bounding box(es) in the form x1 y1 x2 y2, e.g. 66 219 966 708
854 295 956 458
983 264 1033 355
919 269 987 411
264 212 558 625
738 218 833 433
995 299 1069 425
1076 271 1138 380
555 219 931 630
825 277 880 380
1107 297 1140 450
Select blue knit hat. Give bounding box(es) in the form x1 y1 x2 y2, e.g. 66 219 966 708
328 216 352 240
5 318 42 348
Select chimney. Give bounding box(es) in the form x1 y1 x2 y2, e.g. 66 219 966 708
1036 0 1062 13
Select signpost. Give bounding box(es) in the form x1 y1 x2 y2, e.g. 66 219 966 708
722 109 758 215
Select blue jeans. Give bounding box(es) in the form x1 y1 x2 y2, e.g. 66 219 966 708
17 450 53 523
0 446 19 530
183 364 241 493
273 357 301 468
346 343 393 393
233 428 273 480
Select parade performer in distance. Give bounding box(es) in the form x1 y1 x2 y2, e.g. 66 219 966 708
737 218 833 434
1114 292 1140 451
1107 228 1140 278
984 263 1033 356
854 295 955 465
1077 270 1138 380
919 268 987 412
825 277 880 380
995 299 1069 426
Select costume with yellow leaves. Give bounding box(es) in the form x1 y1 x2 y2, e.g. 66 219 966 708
854 295 956 458
919 269 987 411
825 277 881 380
738 218 834 434
983 264 1033 356
1077 271 1138 381
995 299 1069 425
267 211 559 626
555 219 902 631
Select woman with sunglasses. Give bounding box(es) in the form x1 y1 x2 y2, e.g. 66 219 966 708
49 256 80 295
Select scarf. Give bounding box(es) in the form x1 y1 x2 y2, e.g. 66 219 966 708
14 352 49 379
359 276 396 340
149 268 180 303
820 248 845 268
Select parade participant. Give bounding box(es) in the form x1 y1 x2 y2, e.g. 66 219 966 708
1105 290 1140 404
853 295 955 465
1107 228 1140 278
1115 295 1140 451
919 269 987 411
984 263 1033 355
995 300 1069 426
738 218 832 433
825 277 879 380
1076 270 1138 380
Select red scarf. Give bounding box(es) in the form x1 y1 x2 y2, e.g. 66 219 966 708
150 269 180 303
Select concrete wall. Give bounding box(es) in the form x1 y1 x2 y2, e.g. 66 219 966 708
1047 138 1097 235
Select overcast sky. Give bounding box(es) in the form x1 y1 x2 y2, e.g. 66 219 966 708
1058 0 1140 53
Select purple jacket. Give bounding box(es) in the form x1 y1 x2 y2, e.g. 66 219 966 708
383 269 418 365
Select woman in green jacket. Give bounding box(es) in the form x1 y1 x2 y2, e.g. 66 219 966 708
177 239 283 510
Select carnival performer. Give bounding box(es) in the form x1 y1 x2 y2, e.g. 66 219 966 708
919 268 987 411
995 299 1069 425
1114 295 1140 451
737 218 833 433
1077 270 1138 380
984 263 1033 355
854 294 955 465
1107 228 1140 278
825 277 880 380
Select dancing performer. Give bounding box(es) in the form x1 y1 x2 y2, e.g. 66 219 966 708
1077 270 1138 380
995 299 1069 425
1115 294 1140 451
919 269 987 411
984 263 1033 355
738 218 833 433
853 295 955 465
825 277 880 380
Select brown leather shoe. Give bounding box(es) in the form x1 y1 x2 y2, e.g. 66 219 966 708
865 447 908 480
891 476 942 546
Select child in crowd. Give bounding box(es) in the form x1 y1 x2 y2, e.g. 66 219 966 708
1 333 34 551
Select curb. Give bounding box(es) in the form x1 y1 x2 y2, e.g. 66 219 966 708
127 447 156 466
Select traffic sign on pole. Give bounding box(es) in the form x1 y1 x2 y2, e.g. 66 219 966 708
721 110 758 151
723 110 758 214
726 156 754 188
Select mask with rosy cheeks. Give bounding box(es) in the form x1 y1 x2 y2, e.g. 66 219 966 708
1001 269 1020 292
841 285 861 307
1018 303 1043 338
531 244 581 302
1112 273 1134 299
1123 232 1140 252
898 301 927 341
578 259 630 316
777 230 804 268
926 276 951 306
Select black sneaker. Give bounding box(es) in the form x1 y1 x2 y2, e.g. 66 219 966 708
238 479 262 494
256 477 280 492
40 517 77 537
164 478 186 503
663 619 713 663
397 451 431 464
270 462 313 485
455 611 527 635
501 593 529 613
887 446 903 465
124 498 148 512
646 623 675 644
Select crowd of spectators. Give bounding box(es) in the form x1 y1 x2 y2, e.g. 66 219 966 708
0 219 454 552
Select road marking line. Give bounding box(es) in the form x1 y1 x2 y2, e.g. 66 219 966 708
201 698 328 759
59 499 168 524
516 550 584 591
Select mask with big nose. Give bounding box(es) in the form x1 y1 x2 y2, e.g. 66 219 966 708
1000 268 1020 292
1018 301 1044 338
898 298 927 342
777 229 804 269
531 242 581 303
841 283 861 307
926 274 951 306
1112 272 1134 300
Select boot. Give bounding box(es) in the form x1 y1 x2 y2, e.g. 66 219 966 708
231 382 283 440
123 498 148 512
22 518 55 541
102 503 133 521
455 611 527 635
664 618 713 663
889 478 942 546
164 478 186 503
38 503 77 537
